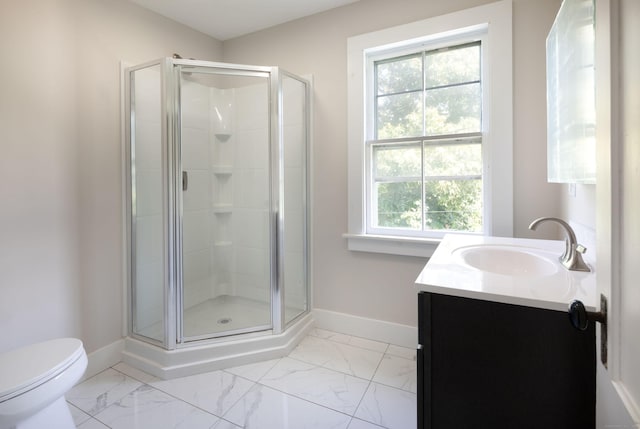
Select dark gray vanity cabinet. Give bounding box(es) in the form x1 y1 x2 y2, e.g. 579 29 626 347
417 291 596 429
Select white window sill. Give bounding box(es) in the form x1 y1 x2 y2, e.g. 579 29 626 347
343 233 441 258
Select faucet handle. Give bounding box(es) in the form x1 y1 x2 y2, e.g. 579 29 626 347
529 216 591 272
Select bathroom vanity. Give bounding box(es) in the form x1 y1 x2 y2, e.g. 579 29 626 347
415 235 597 429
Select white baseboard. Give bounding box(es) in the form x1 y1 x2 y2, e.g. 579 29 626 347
80 310 417 382
82 339 125 382
312 308 417 349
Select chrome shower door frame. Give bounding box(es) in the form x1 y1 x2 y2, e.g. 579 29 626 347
126 58 310 350
172 60 275 345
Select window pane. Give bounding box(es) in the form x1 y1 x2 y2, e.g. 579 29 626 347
373 144 421 178
375 181 421 229
368 41 485 236
376 55 423 95
377 92 423 139
423 143 481 177
425 82 481 135
424 179 482 232
425 44 480 88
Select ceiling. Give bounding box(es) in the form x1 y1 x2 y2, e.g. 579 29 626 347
128 0 360 41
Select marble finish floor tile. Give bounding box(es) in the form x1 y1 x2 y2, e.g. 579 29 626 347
308 328 352 343
113 361 161 384
211 419 243 428
67 368 143 416
348 418 386 429
309 329 389 353
150 369 254 416
223 384 351 429
289 335 384 380
69 403 91 427
386 344 417 361
71 329 417 429
93 384 219 428
347 336 389 353
261 357 369 414
372 354 417 393
354 382 417 429
77 417 111 428
224 358 281 382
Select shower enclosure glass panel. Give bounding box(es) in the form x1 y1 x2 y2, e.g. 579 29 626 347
282 74 309 325
127 58 309 350
129 63 165 343
179 69 272 340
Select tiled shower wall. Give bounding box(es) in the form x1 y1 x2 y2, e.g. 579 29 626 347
231 83 271 304
180 78 274 311
181 79 215 310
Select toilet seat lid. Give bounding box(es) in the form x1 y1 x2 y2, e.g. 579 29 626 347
0 338 85 400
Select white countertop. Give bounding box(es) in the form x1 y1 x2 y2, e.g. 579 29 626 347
415 234 597 312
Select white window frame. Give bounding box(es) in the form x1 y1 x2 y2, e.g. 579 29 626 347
367 40 484 238
345 0 513 258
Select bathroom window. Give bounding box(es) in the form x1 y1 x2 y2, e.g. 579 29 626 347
370 42 482 235
346 1 513 257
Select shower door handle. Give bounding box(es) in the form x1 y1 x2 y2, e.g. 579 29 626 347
182 171 188 191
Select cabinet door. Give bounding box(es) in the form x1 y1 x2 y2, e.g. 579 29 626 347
418 292 596 429
417 292 431 429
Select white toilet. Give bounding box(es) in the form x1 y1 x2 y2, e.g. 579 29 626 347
0 338 87 429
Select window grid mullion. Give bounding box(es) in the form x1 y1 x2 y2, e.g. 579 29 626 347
421 49 427 232
373 62 379 141
422 50 427 147
374 174 481 183
421 140 426 233
374 176 422 183
369 134 481 147
425 79 481 92
376 88 423 98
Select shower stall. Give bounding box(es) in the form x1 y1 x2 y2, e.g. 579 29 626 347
123 57 311 378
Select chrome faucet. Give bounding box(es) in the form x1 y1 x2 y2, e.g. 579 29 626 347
528 217 591 272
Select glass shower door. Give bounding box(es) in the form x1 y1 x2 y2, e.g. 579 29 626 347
178 66 272 340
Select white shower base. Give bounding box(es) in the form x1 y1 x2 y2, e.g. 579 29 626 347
183 295 305 337
136 295 305 339
123 304 313 379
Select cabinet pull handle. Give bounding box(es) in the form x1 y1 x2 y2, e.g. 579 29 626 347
182 171 188 191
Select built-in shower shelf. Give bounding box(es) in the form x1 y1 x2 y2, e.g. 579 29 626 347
212 166 233 175
215 133 232 142
212 204 233 214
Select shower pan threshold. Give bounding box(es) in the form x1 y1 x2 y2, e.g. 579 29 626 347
122 312 314 379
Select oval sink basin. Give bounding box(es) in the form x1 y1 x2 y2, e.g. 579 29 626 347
453 245 559 277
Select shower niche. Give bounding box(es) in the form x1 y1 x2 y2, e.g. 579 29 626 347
124 58 311 378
